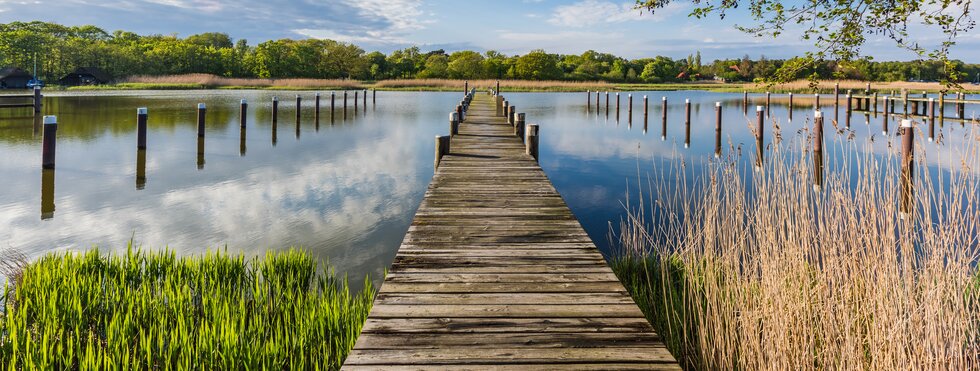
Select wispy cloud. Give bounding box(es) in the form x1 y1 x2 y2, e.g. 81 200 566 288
548 0 688 27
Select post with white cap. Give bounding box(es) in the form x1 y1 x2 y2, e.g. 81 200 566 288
197 103 206 138
900 119 914 214
627 94 633 124
814 93 820 111
594 90 600 115
813 110 824 189
32 86 42 115
615 92 621 121
449 112 459 136
928 97 936 141
526 124 539 161
363 89 367 110
714 102 722 158
137 107 148 150
239 103 247 157
661 96 667 140
272 96 279 124
834 82 840 105
872 91 878 115
643 95 649 133
435 135 450 169
372 89 376 105
743 91 748 110
755 106 765 169
586 90 591 113
330 92 336 122
684 99 691 148
41 115 57 169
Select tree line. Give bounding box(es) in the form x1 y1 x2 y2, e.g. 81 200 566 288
2 21 979 84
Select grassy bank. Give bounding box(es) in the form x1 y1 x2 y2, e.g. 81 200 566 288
59 74 980 93
0 247 375 370
610 134 980 369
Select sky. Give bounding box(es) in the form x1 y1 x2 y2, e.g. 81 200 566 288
0 0 977 62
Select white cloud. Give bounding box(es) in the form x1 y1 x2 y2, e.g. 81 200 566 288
549 0 688 27
293 0 427 44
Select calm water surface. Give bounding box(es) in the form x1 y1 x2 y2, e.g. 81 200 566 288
1 90 976 287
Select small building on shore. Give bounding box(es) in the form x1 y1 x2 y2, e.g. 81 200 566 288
0 67 32 89
58 67 112 86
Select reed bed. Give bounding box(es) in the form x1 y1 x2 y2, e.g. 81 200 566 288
0 246 374 370
122 74 363 89
760 79 980 93
611 125 980 369
372 78 613 91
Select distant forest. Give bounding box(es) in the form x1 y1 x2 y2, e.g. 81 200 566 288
2 21 979 84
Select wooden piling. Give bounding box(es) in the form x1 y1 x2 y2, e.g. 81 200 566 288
684 99 691 148
41 115 57 169
197 103 206 137
883 96 889 135
643 95 649 133
661 96 667 140
273 97 279 124
903 90 909 116
515 112 526 140
363 89 367 110
450 112 459 136
240 99 248 128
928 98 935 142
938 93 945 127
343 91 348 119
755 106 764 169
464 80 469 95
788 93 794 121
766 91 771 116
434 135 450 169
628 94 633 123
354 91 359 112
920 91 927 116
526 124 539 161
495 80 500 95
239 122 246 157
594 90 600 115
314 93 320 130
33 86 41 114
834 82 839 105
605 91 609 116
813 110 824 190
715 102 722 158
815 93 820 110
872 92 878 116
958 92 965 118
845 94 852 128
508 105 516 126
296 95 302 123
503 100 510 118
136 107 148 150
586 90 591 112
330 92 336 121
456 104 464 125
743 91 748 109
900 119 914 214
197 137 205 170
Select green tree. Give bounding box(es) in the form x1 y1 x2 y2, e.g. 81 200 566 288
447 51 485 79
418 54 449 78
512 50 562 80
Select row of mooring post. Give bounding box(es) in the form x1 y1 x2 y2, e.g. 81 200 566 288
436 88 476 168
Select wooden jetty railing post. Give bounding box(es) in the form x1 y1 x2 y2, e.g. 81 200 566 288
137 107 148 150
900 119 914 215
919 91 927 116
515 113 526 140
434 135 450 169
903 90 909 116
526 123 539 161
456 104 464 123
508 105 516 126
464 80 468 95
938 93 945 127
715 102 722 158
495 80 500 95
273 96 279 124
450 112 459 136
41 115 57 169
928 98 936 142
815 93 820 111
33 86 41 115
240 99 248 128
661 96 667 140
503 100 510 118
197 103 206 138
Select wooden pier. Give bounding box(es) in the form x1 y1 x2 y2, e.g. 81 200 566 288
343 93 678 369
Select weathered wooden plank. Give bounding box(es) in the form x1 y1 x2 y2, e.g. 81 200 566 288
352 332 665 349
343 364 682 371
358 317 655 334
373 292 635 305
378 282 628 294
385 272 621 283
343 347 678 365
367 304 644 318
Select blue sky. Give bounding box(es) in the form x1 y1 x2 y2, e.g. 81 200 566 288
0 0 976 62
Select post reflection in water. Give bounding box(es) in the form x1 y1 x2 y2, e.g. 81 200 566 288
33 114 42 138
197 137 205 170
272 119 278 146
136 149 147 190
41 168 55 220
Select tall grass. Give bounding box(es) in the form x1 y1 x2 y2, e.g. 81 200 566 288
122 74 363 89
759 79 980 93
373 78 613 91
611 125 980 369
0 246 374 370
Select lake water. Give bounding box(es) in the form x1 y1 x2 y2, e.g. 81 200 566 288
1 89 976 288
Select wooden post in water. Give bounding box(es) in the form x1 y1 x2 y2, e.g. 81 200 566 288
273 97 279 124
197 103 206 137
755 106 765 169
464 80 468 96
495 80 500 95
456 104 464 125
911 95 919 116
434 135 450 169
137 147 147 189
615 93 621 121
883 96 890 135
526 124 539 161
788 93 794 121
314 93 320 130
743 91 748 110
920 91 927 116
594 91 600 115
845 93 852 128
865 83 871 110
834 82 840 105
515 113 526 141
928 98 935 142
628 94 633 124
296 94 302 123
813 110 824 191
815 93 820 111
450 112 459 136
508 105 516 126
605 91 609 116
33 86 41 115
137 107 148 150
900 119 914 215
240 99 248 128
715 102 722 158
239 107 246 157
938 93 945 127
643 95 649 133
343 91 348 119
958 92 965 118
354 90 359 112
684 99 691 148
363 89 367 110
902 90 909 116
41 168 55 219
373 89 376 105
766 91 771 116
661 96 667 140
41 115 57 169
586 90 591 113
872 92 878 116
330 92 336 122
503 100 510 119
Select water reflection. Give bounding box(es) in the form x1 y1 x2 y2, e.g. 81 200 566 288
40 169 55 220
136 149 147 189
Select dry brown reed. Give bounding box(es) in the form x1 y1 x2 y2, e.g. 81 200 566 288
122 74 363 89
764 79 980 92
373 78 613 91
615 123 980 369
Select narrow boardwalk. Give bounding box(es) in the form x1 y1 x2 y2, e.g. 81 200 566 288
343 93 679 370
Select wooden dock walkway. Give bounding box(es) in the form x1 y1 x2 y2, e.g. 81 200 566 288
343 93 679 370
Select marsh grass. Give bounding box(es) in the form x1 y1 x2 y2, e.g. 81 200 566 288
0 246 374 370
121 74 363 90
611 124 980 369
372 78 613 91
